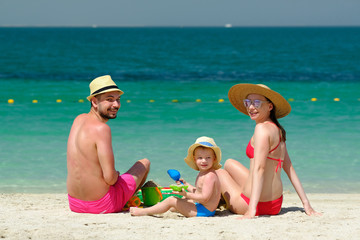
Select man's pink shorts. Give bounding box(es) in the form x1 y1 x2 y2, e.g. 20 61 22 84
68 173 137 214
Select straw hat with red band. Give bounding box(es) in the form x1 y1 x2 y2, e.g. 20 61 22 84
87 75 124 101
184 136 222 171
228 83 291 119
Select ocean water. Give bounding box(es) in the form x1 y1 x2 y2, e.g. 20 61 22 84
0 27 359 193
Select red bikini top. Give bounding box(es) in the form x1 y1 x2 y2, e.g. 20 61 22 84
246 123 284 172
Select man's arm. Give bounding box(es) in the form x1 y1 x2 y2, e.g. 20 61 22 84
96 124 119 185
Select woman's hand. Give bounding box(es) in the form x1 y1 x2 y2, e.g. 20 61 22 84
304 203 322 216
237 209 256 220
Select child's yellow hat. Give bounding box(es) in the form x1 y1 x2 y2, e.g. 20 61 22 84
184 136 222 171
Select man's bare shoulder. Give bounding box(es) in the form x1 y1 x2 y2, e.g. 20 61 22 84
73 113 87 123
85 114 110 132
72 113 110 135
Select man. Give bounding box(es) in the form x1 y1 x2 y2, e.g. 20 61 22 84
67 75 150 214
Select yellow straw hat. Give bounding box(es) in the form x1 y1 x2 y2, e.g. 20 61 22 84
228 83 291 119
184 136 222 171
87 75 124 101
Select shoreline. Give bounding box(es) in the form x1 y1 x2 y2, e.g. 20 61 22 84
1 193 359 239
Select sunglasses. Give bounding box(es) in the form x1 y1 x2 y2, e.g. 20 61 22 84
243 99 268 108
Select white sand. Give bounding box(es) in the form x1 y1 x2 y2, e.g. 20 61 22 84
1 193 359 240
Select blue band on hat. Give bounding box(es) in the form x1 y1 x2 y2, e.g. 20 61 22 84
199 142 213 147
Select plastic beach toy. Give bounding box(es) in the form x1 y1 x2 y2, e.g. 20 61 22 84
167 169 184 184
137 187 183 202
122 196 141 211
169 184 188 192
142 187 163 206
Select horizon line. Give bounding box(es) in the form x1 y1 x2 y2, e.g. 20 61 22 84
1 24 360 28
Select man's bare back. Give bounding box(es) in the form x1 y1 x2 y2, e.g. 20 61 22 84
67 112 117 201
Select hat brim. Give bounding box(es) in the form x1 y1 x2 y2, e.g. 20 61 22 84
228 83 291 119
184 143 222 171
87 89 124 101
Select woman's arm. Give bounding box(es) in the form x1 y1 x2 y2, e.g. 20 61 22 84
283 148 321 216
241 124 270 219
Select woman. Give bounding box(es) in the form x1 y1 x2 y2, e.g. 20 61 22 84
217 83 320 219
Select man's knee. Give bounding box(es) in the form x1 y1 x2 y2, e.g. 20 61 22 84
134 158 150 173
138 158 150 172
126 158 150 177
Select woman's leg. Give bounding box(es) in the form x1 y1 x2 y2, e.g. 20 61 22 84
224 159 249 188
130 197 197 217
216 159 249 214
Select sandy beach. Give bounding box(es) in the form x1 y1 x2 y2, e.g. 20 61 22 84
0 193 359 240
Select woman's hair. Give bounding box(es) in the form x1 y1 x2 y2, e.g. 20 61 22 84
266 97 287 141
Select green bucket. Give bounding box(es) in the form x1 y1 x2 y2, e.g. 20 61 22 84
141 187 163 206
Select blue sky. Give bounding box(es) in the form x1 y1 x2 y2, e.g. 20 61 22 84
1 0 360 27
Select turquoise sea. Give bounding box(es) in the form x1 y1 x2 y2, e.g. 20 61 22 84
0 27 359 193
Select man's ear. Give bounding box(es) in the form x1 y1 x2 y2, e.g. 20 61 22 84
91 97 98 109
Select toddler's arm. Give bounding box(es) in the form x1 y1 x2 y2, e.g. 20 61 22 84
177 172 216 204
177 178 196 193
